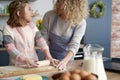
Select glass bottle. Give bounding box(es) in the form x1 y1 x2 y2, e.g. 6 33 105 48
83 44 107 80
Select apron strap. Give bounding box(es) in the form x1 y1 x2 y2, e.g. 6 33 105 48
72 25 77 36
50 15 59 32
68 25 77 43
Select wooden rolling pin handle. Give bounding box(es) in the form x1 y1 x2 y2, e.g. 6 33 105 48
36 60 50 67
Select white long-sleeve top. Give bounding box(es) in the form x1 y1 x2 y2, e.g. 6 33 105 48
41 10 87 55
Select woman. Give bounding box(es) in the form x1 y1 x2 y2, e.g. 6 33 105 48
41 0 89 70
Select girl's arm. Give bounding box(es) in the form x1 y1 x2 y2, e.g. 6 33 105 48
3 26 20 59
34 25 59 66
33 21 52 60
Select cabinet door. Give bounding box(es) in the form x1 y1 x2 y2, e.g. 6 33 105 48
0 50 44 66
84 0 112 58
0 51 9 66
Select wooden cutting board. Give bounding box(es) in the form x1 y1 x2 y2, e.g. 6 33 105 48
0 65 58 78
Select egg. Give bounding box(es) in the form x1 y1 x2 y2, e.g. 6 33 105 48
70 73 81 80
59 72 70 80
72 69 81 74
79 70 90 79
84 74 97 80
63 71 71 77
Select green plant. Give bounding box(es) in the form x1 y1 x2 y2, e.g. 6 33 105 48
90 1 106 18
36 19 42 30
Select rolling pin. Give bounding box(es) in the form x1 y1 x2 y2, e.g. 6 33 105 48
36 60 50 67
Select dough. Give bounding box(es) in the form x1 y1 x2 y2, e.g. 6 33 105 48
37 60 50 67
21 74 42 80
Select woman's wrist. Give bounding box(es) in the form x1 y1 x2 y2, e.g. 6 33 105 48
65 50 74 60
61 50 74 63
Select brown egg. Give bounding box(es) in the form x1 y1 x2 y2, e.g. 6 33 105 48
79 70 90 79
59 73 70 80
70 73 81 80
84 74 97 80
63 71 71 77
72 69 81 74
52 73 62 80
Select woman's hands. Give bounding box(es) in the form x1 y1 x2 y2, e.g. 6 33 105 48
44 55 60 67
44 49 74 70
56 58 69 70
49 58 60 67
57 50 74 70
47 58 69 71
47 56 72 71
44 49 60 67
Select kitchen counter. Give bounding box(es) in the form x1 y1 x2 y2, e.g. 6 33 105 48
0 47 40 51
0 45 84 51
0 47 6 51
1 60 120 80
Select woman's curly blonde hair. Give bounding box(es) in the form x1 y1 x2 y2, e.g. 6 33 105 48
54 0 89 25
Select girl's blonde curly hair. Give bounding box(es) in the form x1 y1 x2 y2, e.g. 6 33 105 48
54 0 89 25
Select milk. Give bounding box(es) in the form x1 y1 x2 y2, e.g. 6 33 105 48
83 57 107 80
83 44 107 80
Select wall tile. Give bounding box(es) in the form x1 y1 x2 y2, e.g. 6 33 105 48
111 0 120 58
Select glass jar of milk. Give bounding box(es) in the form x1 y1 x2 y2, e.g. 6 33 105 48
83 44 107 80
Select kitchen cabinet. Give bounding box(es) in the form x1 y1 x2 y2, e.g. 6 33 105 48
0 48 45 66
84 0 111 58
0 51 9 66
0 14 9 17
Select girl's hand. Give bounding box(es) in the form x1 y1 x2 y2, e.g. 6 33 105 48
26 59 38 68
16 54 38 68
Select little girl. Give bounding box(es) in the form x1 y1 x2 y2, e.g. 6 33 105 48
3 0 55 68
